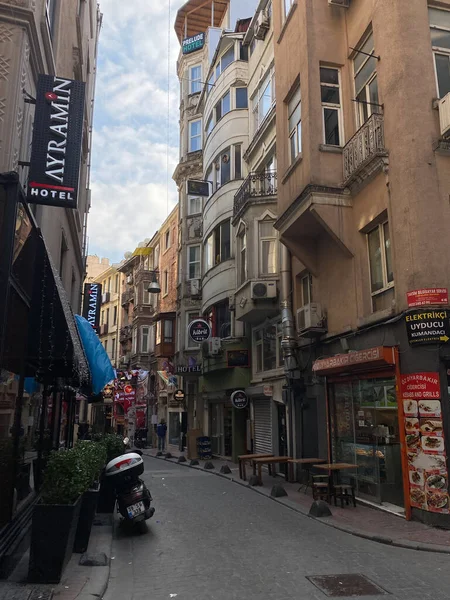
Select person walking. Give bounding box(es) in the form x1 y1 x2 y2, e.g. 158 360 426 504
157 419 167 453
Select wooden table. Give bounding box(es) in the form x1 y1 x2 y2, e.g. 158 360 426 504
287 458 326 486
238 453 273 480
253 456 292 486
313 463 358 486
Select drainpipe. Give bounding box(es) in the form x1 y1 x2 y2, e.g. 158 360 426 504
280 243 300 459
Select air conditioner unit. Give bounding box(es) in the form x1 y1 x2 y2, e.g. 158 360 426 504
208 337 221 355
296 303 324 333
190 278 201 296
328 0 349 6
251 281 277 300
254 9 270 40
439 92 450 138
126 275 133 285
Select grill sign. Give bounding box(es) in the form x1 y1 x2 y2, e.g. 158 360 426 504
82 283 102 332
182 32 205 55
27 75 85 208
188 318 211 344
405 309 450 345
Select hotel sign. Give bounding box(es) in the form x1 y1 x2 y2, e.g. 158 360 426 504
82 283 102 333
182 32 205 55
27 75 85 209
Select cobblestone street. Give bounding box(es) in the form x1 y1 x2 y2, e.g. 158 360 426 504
104 457 450 600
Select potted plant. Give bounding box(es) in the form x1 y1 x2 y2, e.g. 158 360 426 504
32 430 52 493
28 447 91 583
73 440 107 553
96 434 125 513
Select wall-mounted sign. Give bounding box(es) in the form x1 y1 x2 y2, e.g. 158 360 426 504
405 309 450 345
188 318 211 344
231 390 248 410
227 349 250 368
407 288 448 308
187 179 210 197
82 283 102 332
174 389 185 402
182 32 205 55
27 75 85 208
400 372 441 400
312 346 395 375
176 365 202 374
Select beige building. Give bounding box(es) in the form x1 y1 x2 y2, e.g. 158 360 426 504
96 264 123 367
85 255 111 285
273 0 450 525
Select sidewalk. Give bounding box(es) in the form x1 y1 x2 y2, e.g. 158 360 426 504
144 448 450 554
0 513 113 600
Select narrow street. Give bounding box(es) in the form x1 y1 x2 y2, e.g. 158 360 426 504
105 457 450 600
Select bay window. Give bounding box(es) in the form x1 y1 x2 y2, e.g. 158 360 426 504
188 245 201 279
252 68 275 132
164 320 174 343
206 144 242 194
204 220 231 271
236 87 248 109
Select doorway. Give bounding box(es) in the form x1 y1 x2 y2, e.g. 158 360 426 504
210 403 233 457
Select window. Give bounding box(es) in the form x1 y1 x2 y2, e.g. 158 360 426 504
142 283 151 305
111 338 116 361
252 69 275 132
215 90 231 121
156 320 161 345
164 229 170 250
106 308 110 326
188 196 202 215
210 301 231 338
206 113 214 137
108 277 111 292
190 65 202 94
104 340 108 354
206 144 241 194
429 8 450 97
141 326 150 353
297 273 311 307
204 220 231 271
132 328 137 354
239 42 249 62
113 305 118 325
236 87 248 109
284 0 295 19
219 45 235 73
234 144 242 179
163 269 169 296
164 320 174 343
101 310 104 325
259 218 277 275
320 67 342 146
238 227 247 285
189 119 202 152
288 85 301 161
354 32 379 127
250 38 256 56
149 324 155 353
115 274 119 292
154 245 160 269
188 245 201 279
367 221 393 294
186 312 200 348
254 320 283 373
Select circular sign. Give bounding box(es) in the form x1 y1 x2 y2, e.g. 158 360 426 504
124 384 133 394
174 389 185 402
231 390 248 410
188 318 211 344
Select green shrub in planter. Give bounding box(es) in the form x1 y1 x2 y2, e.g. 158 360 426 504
94 434 125 513
74 441 107 486
40 448 91 505
93 433 125 463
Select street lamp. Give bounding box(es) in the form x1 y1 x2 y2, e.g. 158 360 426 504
147 271 161 294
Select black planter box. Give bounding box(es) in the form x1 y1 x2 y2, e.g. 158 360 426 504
73 483 100 553
96 473 116 514
32 457 48 493
28 495 82 583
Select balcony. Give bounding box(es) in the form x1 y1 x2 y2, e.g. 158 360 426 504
120 325 132 343
343 114 388 191
233 171 277 221
121 289 134 306
135 263 156 285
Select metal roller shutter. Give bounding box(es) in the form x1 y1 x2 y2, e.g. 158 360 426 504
253 398 272 455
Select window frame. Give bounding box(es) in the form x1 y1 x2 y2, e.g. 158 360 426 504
252 67 275 133
258 218 277 276
204 219 231 272
141 325 150 353
188 118 202 152
366 220 394 297
187 244 201 280
298 273 311 307
288 85 302 162
284 0 295 20
253 318 283 375
163 269 169 297
142 282 151 305
163 319 174 343
188 195 202 215
237 226 247 286
320 66 343 147
236 87 248 109
429 7 450 98
353 32 379 127
189 64 202 95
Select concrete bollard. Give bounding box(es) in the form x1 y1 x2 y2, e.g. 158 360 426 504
190 459 200 466
204 461 215 470
248 475 260 486
309 500 332 517
177 455 187 463
220 465 232 474
271 484 288 498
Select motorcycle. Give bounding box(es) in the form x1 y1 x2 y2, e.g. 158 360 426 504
105 441 154 529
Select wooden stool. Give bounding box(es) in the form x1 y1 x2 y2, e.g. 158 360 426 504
312 475 332 504
333 484 356 508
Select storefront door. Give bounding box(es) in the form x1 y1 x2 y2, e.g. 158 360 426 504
330 375 404 507
210 403 223 456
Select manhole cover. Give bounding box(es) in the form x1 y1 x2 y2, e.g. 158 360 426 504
307 574 388 597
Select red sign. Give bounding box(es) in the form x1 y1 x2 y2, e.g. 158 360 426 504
407 288 448 308
312 346 396 375
400 372 441 400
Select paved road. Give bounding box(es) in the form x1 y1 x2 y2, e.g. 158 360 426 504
104 457 450 600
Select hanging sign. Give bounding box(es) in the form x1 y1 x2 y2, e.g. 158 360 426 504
405 309 450 345
407 288 448 308
263 385 273 397
231 390 248 409
27 75 85 208
188 318 211 344
227 349 249 368
82 283 102 332
182 32 205 55
187 179 210 197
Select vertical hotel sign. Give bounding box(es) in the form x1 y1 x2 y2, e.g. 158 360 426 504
82 283 102 333
27 75 85 208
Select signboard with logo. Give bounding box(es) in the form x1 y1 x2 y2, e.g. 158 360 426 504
176 364 202 375
227 349 250 368
182 32 205 55
231 390 248 409
263 385 273 397
405 309 450 345
82 283 102 332
187 179 210 197
407 288 448 308
174 389 185 402
27 75 85 208
400 373 441 400
188 318 211 344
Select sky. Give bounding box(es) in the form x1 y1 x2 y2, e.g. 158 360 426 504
87 0 186 264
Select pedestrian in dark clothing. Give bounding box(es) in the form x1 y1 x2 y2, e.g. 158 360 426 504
157 419 167 452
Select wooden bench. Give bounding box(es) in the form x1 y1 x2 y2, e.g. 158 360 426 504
238 453 274 480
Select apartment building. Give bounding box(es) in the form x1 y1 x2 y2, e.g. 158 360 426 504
96 265 122 367
273 0 450 525
85 255 111 285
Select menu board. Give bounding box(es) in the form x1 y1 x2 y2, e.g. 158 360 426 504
403 373 449 513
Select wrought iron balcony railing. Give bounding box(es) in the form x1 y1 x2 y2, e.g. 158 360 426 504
233 171 277 218
119 325 132 342
343 113 386 184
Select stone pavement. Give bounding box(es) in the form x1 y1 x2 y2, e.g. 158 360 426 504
143 448 450 553
105 456 450 600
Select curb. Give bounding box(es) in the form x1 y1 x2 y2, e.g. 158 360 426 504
144 451 450 555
